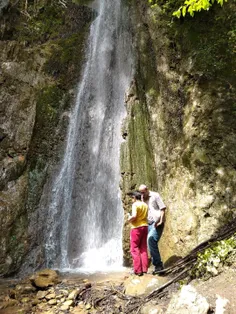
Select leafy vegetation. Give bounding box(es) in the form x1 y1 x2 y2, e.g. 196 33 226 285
173 0 228 18
190 235 236 279
148 0 228 17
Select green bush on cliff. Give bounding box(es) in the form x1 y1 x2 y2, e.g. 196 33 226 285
173 0 227 18
190 235 236 279
148 0 228 17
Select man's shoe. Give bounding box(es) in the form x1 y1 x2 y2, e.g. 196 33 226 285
152 265 164 275
135 272 143 276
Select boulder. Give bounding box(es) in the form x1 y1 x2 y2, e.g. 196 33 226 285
166 285 210 314
124 274 169 296
30 269 59 289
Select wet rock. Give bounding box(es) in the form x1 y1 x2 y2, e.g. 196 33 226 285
166 285 210 314
30 269 59 288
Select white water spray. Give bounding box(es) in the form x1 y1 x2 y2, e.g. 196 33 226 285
45 0 133 272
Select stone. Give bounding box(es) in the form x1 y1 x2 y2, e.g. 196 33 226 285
71 307 87 314
60 289 69 296
85 303 91 309
141 301 165 314
124 274 169 296
45 293 56 300
60 304 70 311
21 297 30 303
36 290 49 299
215 295 229 314
32 298 40 306
48 299 57 305
63 300 74 307
56 294 63 299
30 269 59 288
15 283 36 294
68 289 79 300
166 285 210 314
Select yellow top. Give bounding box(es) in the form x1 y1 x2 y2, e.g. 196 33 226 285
130 200 148 229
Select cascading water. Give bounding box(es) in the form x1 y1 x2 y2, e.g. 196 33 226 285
45 0 133 271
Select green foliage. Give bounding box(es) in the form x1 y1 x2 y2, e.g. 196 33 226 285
148 0 228 17
173 0 228 18
190 235 236 279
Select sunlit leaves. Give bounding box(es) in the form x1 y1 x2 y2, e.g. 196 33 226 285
173 0 228 18
190 235 236 279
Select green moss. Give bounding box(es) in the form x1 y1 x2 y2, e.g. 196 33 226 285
36 85 63 122
14 4 65 44
43 29 89 87
72 0 92 5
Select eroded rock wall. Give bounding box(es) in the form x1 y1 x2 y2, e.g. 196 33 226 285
0 0 92 275
121 0 236 265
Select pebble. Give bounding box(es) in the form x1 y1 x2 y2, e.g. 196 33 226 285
60 304 69 311
37 290 48 299
48 299 57 305
46 293 56 300
68 289 79 300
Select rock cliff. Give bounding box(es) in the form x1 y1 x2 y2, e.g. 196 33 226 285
121 0 236 264
0 0 93 275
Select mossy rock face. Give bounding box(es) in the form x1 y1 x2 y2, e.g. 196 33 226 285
0 0 93 275
122 0 236 264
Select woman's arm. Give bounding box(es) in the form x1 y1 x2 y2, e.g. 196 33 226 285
128 204 137 223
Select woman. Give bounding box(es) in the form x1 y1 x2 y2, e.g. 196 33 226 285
127 191 149 276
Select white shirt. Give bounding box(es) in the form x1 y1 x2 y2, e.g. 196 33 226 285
145 191 166 224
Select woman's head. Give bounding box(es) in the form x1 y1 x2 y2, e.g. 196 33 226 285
131 191 142 201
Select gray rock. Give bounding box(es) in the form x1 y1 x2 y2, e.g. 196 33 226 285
166 285 210 314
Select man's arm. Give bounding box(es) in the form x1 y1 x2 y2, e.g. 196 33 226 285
155 208 166 227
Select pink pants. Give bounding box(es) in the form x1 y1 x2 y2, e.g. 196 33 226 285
130 226 148 274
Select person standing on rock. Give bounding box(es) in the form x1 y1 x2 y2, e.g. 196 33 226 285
139 184 166 275
127 191 149 276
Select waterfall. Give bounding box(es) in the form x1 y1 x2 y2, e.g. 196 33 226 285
45 0 133 271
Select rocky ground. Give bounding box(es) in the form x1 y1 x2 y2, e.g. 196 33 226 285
0 263 235 314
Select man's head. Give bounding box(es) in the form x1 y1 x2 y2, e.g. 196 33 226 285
138 184 149 200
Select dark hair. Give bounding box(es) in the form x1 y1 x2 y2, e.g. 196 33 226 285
130 191 142 200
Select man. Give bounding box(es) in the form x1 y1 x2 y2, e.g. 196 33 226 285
139 184 166 275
